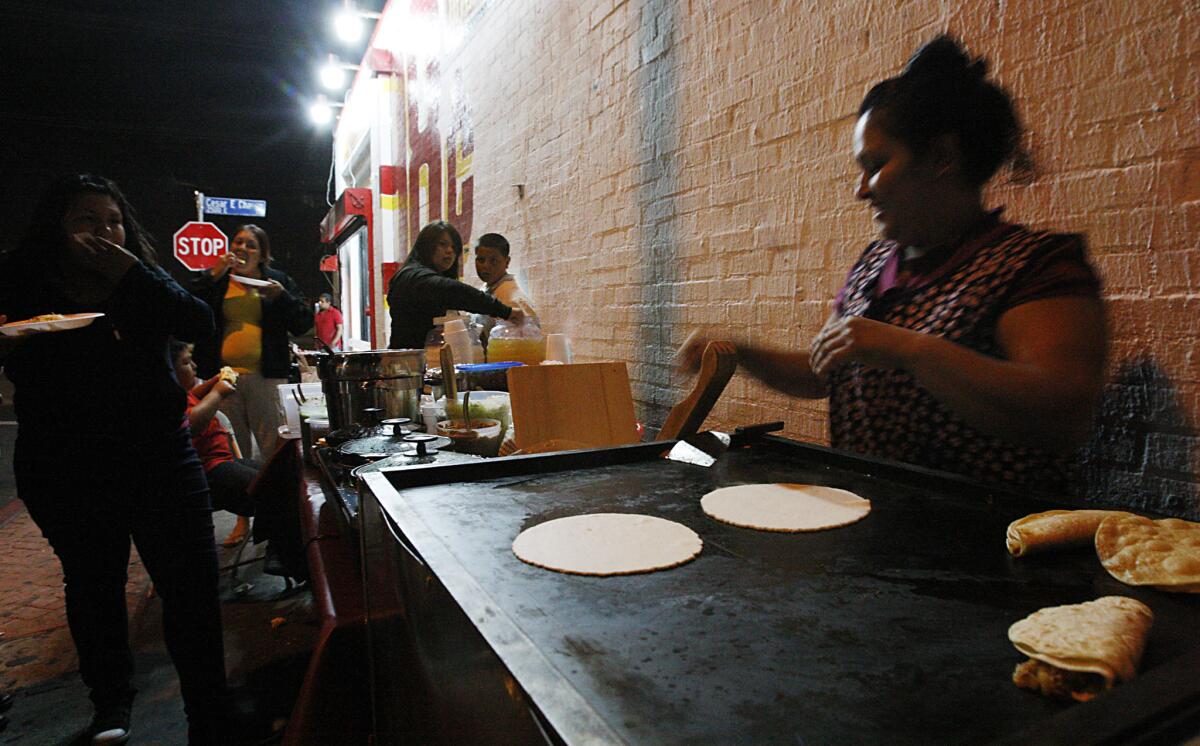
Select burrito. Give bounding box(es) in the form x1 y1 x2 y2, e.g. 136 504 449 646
1009 596 1153 702
1005 509 1129 557
218 366 239 385
1095 513 1200 593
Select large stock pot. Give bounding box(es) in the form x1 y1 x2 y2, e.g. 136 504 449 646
317 349 424 431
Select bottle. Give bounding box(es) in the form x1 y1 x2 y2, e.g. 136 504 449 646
445 324 483 365
424 313 470 370
423 320 447 372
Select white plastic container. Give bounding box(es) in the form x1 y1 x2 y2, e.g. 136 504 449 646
276 382 324 434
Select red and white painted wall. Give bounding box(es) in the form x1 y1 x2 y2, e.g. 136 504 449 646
336 0 1200 515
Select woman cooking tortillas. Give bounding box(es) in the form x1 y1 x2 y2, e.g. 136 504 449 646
679 36 1106 494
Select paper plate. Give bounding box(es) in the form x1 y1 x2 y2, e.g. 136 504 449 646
230 274 274 288
0 313 105 336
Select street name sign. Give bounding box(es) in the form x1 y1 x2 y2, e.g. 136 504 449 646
203 196 267 218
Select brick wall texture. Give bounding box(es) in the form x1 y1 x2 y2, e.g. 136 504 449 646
447 0 1199 515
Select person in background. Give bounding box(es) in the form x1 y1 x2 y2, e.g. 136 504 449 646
0 174 227 744
314 292 343 351
387 220 524 350
679 36 1106 494
472 232 538 343
188 224 311 462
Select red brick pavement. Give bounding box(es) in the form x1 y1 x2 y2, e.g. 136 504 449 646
0 505 152 689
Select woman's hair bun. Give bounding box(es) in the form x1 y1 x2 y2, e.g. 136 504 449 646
903 35 986 87
858 34 1022 186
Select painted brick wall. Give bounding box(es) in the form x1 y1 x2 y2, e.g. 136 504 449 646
451 0 1199 515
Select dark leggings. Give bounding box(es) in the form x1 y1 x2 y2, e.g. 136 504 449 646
16 427 227 725
206 457 260 517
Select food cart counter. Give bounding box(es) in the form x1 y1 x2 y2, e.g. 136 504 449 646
359 436 1200 745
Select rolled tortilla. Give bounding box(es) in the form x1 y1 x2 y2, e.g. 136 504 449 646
1009 596 1153 701
1005 509 1129 557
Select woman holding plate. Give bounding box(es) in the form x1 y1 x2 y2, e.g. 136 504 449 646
0 174 228 743
188 224 311 463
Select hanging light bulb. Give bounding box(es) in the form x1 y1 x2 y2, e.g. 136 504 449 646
320 55 347 90
333 6 364 43
309 96 334 126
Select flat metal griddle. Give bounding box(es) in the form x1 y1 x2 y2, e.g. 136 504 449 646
362 437 1200 745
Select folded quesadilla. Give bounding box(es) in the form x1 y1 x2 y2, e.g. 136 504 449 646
1009 596 1153 702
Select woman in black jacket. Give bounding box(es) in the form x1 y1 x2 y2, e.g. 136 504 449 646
387 221 524 349
187 224 311 461
0 174 226 744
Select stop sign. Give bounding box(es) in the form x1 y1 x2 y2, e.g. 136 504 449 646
173 221 229 271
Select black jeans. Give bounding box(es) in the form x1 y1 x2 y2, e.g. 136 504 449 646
16 425 227 725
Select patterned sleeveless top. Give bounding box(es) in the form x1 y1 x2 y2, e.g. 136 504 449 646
828 219 1097 493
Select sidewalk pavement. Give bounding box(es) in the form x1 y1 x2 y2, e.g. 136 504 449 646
1 503 318 745
0 505 152 692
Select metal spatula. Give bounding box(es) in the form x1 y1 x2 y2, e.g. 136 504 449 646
664 421 785 467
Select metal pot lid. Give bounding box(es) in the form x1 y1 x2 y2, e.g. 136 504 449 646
350 447 482 477
339 431 452 458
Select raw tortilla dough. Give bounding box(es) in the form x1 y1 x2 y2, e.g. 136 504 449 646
512 513 702 576
701 483 871 532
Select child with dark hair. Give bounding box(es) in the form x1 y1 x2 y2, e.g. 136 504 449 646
473 232 538 342
170 340 256 517
171 340 293 575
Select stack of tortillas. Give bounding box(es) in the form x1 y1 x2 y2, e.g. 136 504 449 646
1007 509 1200 593
512 513 702 576
700 483 871 532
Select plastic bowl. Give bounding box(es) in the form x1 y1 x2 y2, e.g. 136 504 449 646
441 391 511 433
436 418 503 457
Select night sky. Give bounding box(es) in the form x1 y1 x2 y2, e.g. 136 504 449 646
0 0 384 298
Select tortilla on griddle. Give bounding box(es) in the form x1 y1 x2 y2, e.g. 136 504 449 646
512 513 702 576
1005 509 1130 557
700 483 871 532
1095 513 1200 593
1009 596 1153 701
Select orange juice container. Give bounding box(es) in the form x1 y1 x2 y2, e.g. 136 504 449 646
487 317 544 365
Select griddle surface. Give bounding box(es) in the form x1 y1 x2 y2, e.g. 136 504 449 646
374 443 1200 744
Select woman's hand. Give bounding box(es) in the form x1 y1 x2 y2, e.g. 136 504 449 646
507 307 526 325
809 315 926 379
209 252 239 279
258 280 285 302
67 233 138 284
675 329 720 374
